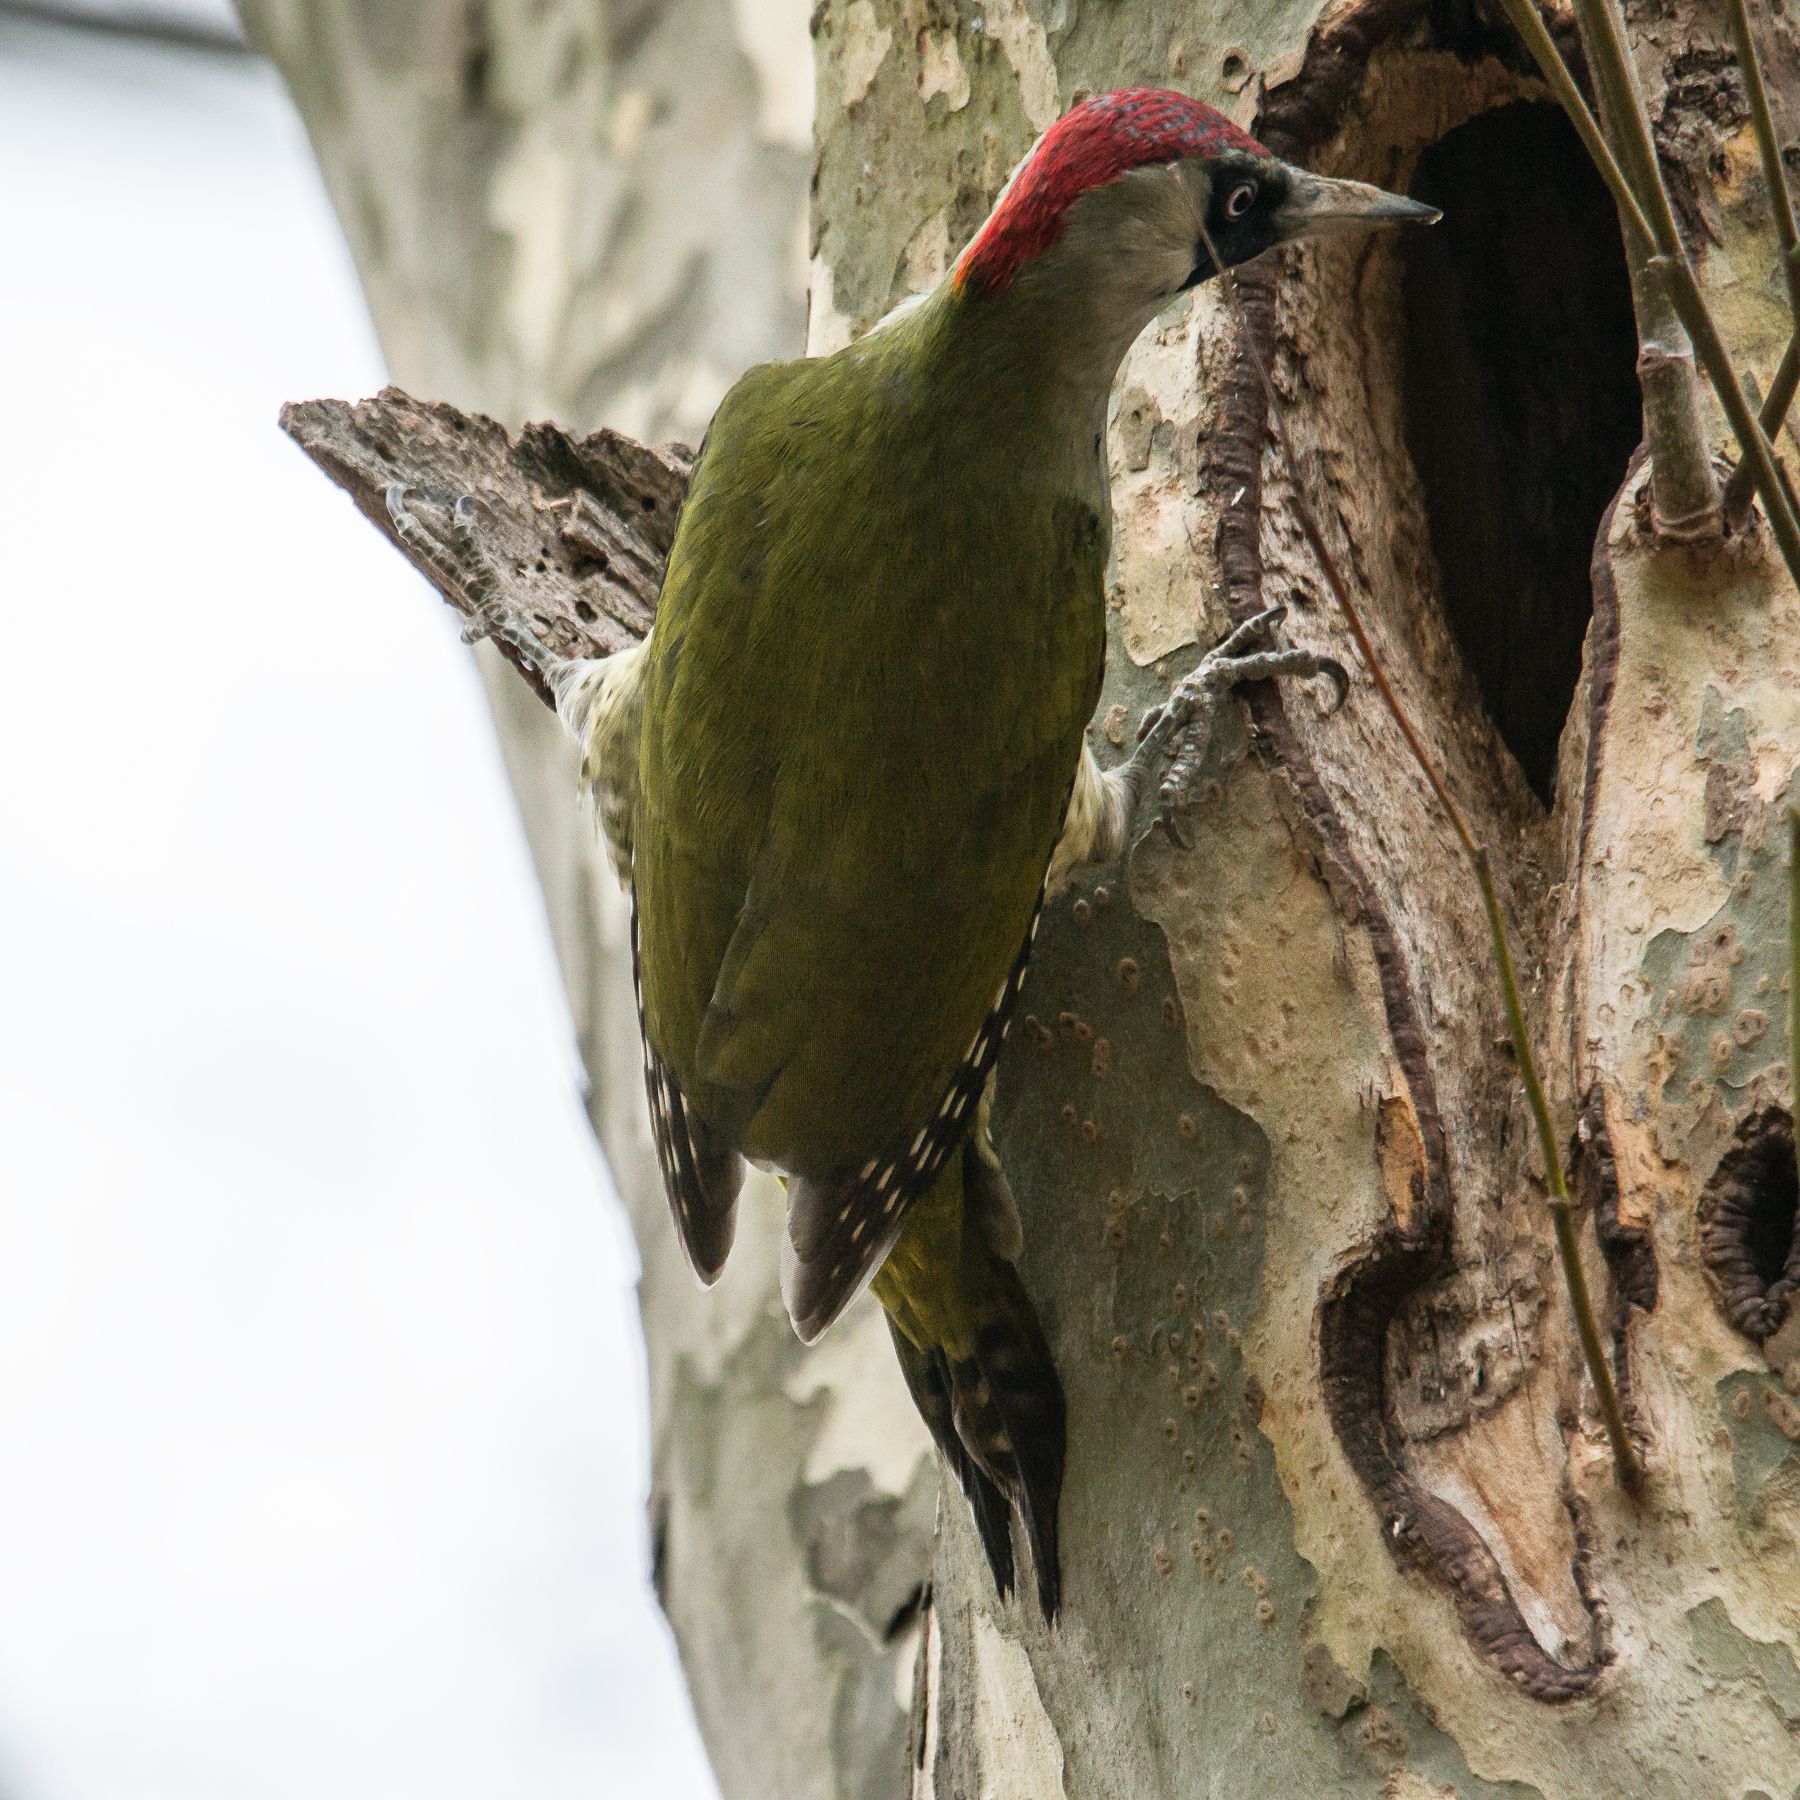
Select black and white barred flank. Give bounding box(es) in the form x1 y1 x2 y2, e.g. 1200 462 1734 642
780 884 1047 1345
630 903 743 1284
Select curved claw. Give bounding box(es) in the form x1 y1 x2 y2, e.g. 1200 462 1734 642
1159 806 1194 853
1123 614 1350 861
452 492 494 533
1315 656 1351 715
1137 695 1193 761
1210 603 1286 661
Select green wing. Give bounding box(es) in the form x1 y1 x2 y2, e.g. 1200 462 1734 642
634 327 1105 1327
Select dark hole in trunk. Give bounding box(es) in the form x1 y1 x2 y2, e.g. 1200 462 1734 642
1747 1132 1800 1288
1700 1108 1800 1339
1400 102 1642 806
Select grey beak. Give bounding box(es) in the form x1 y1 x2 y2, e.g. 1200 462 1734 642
1272 167 1441 242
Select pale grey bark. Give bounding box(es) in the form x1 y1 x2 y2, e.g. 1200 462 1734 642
261 0 1800 1793
242 5 931 1796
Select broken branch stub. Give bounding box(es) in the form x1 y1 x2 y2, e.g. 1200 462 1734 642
279 387 688 704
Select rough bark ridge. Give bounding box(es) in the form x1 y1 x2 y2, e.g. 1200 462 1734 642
281 390 682 684
262 0 1800 1792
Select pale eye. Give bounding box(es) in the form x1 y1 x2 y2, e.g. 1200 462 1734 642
1224 181 1257 220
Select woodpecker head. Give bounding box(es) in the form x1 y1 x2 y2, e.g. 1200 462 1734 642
953 88 1438 316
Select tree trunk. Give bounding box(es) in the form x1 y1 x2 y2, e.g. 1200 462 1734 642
240 6 933 1796
258 0 1800 1792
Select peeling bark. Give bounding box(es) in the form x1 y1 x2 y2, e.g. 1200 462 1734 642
280 390 681 685
263 0 1800 1791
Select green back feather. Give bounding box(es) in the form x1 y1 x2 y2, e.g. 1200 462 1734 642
635 283 1108 1176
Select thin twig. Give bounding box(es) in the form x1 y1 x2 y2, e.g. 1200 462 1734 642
1496 0 1716 538
1503 0 1800 579
1579 0 1800 570
1744 371 1800 527
1475 854 1638 1492
1492 0 1653 258
1722 0 1800 515
1729 0 1800 325
1735 338 1800 518
1657 252 1800 577
1636 258 1725 539
1574 0 1686 258
1196 223 1642 1488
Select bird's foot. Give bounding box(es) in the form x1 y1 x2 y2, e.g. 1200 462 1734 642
384 484 561 679
1135 606 1348 849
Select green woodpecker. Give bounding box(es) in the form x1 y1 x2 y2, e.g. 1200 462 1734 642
429 88 1435 1622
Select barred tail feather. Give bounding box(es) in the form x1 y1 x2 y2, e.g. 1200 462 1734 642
876 1142 1066 1623
953 1256 1065 1622
885 1321 1016 1605
646 1050 743 1283
781 887 1048 1345
631 903 744 1284
782 1167 922 1346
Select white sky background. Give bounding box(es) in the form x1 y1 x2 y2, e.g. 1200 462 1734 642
0 14 718 1799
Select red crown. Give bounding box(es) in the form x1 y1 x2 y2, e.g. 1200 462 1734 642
954 89 1267 298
